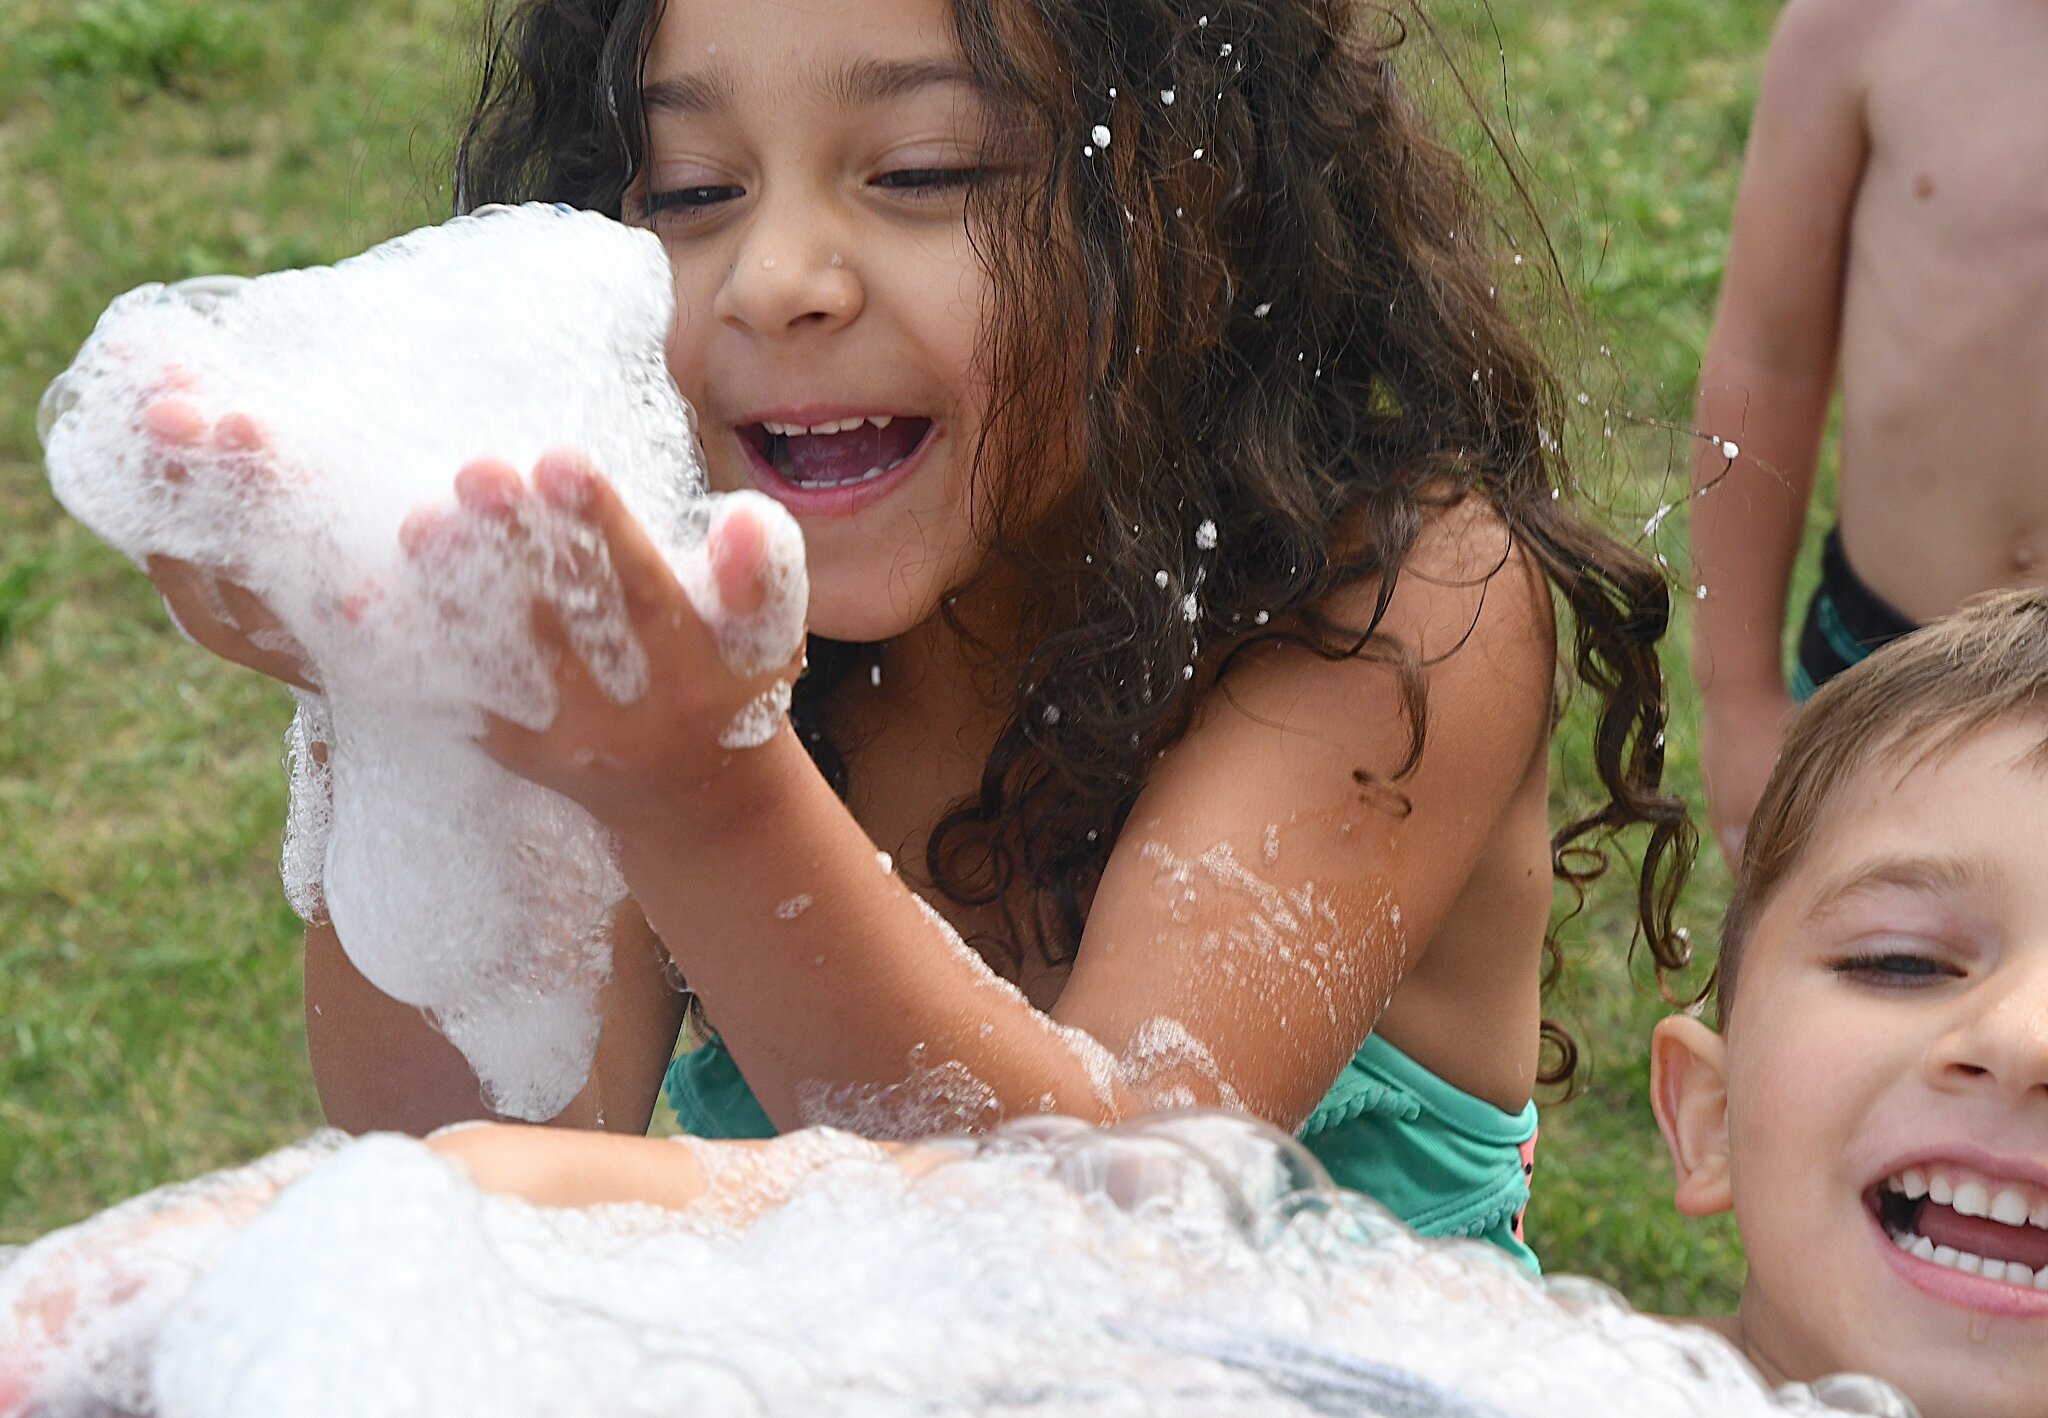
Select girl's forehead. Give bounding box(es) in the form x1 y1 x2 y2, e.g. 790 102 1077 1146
648 0 964 71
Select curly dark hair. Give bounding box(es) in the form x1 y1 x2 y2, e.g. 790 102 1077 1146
455 0 1694 1086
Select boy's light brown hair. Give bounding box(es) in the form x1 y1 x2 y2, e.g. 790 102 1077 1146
1713 586 2048 1023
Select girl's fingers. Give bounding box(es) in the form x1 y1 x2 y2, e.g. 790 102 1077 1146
709 507 769 617
210 411 267 453
535 451 690 631
142 399 206 447
453 459 524 520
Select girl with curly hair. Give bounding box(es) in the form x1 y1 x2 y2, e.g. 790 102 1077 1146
158 0 1690 1269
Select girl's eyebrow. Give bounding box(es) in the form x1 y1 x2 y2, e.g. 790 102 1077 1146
642 58 981 118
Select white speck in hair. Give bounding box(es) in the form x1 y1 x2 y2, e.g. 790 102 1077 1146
1193 147 1205 159
1092 124 1112 147
1161 88 1176 104
1253 610 1269 625
1220 41 1233 55
1182 664 1194 679
1181 593 1199 622
1721 440 1740 460
1155 569 1170 588
1195 519 1218 549
1108 86 1117 97
1042 703 1061 725
1083 145 1095 157
1253 301 1271 317
1644 502 1677 537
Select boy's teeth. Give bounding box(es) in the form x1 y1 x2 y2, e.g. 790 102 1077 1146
1992 1188 2032 1226
1885 1167 2048 1231
1891 1227 2048 1289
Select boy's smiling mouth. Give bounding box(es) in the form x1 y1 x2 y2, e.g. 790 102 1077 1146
738 414 934 492
1870 1163 2048 1297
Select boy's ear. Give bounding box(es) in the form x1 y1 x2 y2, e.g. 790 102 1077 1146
1649 1015 1734 1218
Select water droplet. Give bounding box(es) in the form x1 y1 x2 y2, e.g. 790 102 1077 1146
1194 147 1205 159
1161 88 1176 105
1721 440 1740 460
1092 124 1112 147
1155 569 1170 588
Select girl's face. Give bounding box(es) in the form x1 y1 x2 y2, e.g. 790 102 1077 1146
634 0 1012 644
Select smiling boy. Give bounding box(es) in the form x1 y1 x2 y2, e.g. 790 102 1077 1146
1652 587 2048 1418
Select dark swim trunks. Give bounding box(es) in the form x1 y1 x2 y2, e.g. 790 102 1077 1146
1791 527 1919 701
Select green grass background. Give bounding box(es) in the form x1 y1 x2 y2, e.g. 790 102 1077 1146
0 0 1834 1317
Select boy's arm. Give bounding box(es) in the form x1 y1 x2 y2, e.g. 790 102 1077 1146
1691 0 1879 865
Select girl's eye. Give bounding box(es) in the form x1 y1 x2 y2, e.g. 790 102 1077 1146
872 166 988 196
1829 950 1964 987
641 185 745 224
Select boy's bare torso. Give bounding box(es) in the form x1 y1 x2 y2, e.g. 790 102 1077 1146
1836 0 2048 622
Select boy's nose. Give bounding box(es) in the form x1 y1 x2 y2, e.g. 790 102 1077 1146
1924 965 2048 1104
715 200 861 337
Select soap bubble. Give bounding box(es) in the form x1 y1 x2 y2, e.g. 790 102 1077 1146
40 205 809 1119
2 1115 1916 1416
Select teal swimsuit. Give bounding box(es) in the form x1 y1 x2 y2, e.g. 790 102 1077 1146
665 1031 1540 1271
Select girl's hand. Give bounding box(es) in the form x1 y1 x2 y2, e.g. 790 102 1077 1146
412 451 804 832
136 396 318 691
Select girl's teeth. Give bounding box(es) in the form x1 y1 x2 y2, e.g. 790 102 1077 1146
759 415 899 436
1930 1174 1955 1205
1991 1189 2031 1226
1952 1181 1990 1218
1901 1169 1928 1199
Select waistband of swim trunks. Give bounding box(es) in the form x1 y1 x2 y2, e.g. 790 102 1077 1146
1820 526 1919 646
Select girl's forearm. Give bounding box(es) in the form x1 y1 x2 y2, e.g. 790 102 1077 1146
605 728 1149 1133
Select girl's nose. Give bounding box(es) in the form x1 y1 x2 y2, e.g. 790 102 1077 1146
1924 964 2048 1104
714 202 861 337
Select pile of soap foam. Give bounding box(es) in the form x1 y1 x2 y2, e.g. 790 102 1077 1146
38 204 807 1121
0 1114 1914 1418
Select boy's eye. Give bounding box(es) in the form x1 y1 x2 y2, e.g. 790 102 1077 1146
1829 950 1964 986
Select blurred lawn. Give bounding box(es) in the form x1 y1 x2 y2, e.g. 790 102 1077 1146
0 0 1830 1319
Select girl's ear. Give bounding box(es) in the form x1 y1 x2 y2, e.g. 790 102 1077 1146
1649 1015 1735 1217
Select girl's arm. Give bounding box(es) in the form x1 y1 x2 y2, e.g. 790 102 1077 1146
306 904 688 1135
497 471 1554 1134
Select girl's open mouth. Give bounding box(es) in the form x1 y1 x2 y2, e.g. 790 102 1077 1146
738 415 934 492
1869 1165 2048 1298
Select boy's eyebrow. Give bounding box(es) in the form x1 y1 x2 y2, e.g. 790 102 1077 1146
641 58 981 118
1804 854 1994 920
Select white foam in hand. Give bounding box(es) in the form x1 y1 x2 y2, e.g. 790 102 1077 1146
40 205 809 1119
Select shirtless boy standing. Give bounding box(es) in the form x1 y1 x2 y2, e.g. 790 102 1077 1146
1689 0 2048 865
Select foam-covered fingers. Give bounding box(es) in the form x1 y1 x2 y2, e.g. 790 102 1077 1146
708 505 769 617
536 451 678 624
210 411 268 454
453 459 524 520
142 399 207 446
